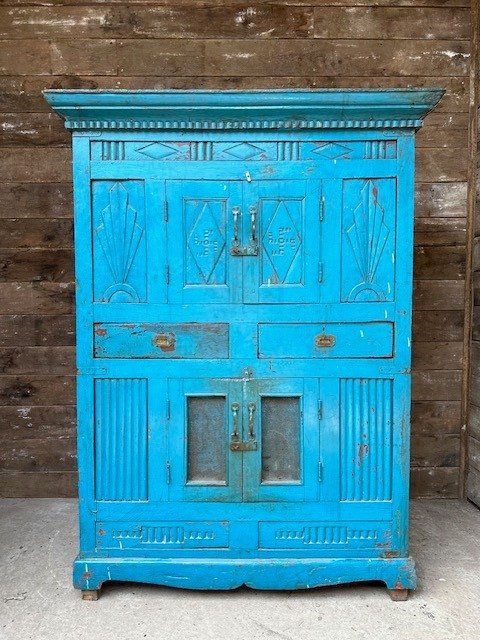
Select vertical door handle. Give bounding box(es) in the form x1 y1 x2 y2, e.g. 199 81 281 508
248 206 258 252
231 206 241 253
247 402 256 440
230 205 259 256
229 401 258 451
231 402 240 441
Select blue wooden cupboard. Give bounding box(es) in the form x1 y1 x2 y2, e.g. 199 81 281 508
44 89 443 600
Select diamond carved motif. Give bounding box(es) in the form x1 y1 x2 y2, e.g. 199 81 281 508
222 142 266 160
187 202 225 283
136 142 178 159
313 142 352 159
263 201 301 283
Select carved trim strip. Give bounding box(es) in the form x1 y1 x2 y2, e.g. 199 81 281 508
68 118 423 131
278 141 300 160
113 525 216 545
97 521 230 549
272 525 379 545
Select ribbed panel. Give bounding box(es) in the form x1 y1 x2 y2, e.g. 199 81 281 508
95 378 148 501
340 378 393 502
101 141 125 160
190 141 213 160
365 140 396 160
278 141 300 160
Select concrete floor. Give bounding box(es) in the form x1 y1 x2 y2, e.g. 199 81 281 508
0 500 479 640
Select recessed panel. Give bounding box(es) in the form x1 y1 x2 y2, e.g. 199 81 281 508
187 396 227 485
260 197 304 287
94 378 148 502
340 378 393 502
341 178 396 302
185 198 227 286
92 180 147 303
261 396 301 484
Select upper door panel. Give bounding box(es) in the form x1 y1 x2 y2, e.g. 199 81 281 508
91 179 168 304
243 180 322 304
341 178 397 303
166 180 242 304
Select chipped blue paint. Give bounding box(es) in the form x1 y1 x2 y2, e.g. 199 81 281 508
44 89 443 597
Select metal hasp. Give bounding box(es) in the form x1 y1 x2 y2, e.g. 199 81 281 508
44 88 443 599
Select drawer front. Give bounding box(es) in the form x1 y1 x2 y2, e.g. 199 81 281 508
94 322 229 359
258 322 394 359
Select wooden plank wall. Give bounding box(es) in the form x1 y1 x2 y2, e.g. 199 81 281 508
467 0 480 505
0 0 473 497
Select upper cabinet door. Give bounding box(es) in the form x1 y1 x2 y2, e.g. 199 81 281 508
243 180 322 304
242 378 320 503
166 180 243 304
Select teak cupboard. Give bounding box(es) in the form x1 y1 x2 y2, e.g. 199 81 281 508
45 89 443 600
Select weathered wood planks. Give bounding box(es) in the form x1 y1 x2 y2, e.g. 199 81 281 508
0 0 473 498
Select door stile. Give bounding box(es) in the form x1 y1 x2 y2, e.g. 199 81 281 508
145 180 168 303
321 179 342 303
147 378 169 502
318 378 341 504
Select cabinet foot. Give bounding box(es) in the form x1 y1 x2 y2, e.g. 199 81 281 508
388 588 409 601
82 589 99 601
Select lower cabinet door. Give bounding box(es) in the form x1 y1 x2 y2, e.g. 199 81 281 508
167 377 325 503
167 379 243 502
242 378 320 502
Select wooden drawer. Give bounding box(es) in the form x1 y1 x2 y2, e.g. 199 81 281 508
258 322 394 359
94 322 229 359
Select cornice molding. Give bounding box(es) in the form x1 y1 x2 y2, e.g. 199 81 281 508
43 89 444 132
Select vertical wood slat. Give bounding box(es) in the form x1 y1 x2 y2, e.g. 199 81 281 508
466 0 480 503
340 378 392 502
94 378 148 501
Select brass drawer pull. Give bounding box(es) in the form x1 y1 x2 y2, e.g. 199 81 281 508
153 332 176 352
315 334 336 348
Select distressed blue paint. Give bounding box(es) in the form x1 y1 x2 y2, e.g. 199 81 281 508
44 89 443 596
94 322 230 359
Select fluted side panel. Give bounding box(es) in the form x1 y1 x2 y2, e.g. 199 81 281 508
95 378 148 501
340 378 393 502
